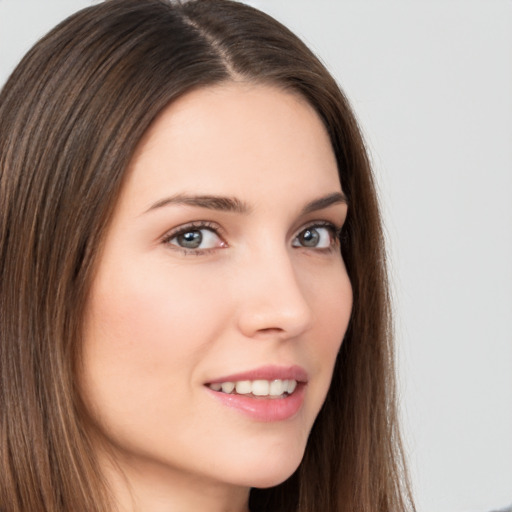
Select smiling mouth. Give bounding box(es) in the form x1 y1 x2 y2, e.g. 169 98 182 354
207 379 297 398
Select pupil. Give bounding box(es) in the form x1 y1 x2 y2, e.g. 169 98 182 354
178 230 202 249
301 229 319 247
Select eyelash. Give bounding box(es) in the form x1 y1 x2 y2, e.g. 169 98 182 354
161 220 342 256
161 221 224 256
295 221 342 252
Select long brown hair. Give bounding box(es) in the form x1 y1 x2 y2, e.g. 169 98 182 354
0 1 414 510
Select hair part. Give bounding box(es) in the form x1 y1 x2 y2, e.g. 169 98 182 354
0 1 414 511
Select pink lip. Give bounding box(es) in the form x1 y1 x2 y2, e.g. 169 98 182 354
206 364 308 385
204 365 308 422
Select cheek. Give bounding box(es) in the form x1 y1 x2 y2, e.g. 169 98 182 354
79 260 224 421
310 257 352 337
85 257 222 352
306 265 352 394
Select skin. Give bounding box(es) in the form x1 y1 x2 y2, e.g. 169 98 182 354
80 82 353 512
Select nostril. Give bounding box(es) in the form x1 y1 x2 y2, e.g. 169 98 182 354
257 327 285 334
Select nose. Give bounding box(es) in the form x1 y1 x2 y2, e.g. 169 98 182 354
235 249 314 340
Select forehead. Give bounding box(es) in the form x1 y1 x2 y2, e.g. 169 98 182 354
122 82 341 210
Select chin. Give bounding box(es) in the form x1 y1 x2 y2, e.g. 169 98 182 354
249 470 299 490
229 445 305 489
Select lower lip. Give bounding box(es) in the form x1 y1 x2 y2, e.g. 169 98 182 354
206 384 306 422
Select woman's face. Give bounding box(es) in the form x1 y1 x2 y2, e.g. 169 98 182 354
80 82 352 503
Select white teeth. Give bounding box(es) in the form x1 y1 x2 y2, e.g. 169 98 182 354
269 379 285 396
209 379 298 397
221 382 235 393
287 380 297 394
252 380 270 396
235 380 252 394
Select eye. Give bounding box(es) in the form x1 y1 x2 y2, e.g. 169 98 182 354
163 222 226 253
292 223 339 249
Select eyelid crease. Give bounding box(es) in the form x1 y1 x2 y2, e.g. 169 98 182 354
289 221 342 254
296 219 344 238
161 220 224 243
160 221 227 256
160 217 343 256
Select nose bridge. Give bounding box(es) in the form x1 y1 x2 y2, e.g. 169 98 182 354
236 243 313 339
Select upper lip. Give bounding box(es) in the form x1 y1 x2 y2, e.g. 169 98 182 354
206 365 308 385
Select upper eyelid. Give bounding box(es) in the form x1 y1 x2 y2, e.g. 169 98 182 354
161 221 224 241
293 221 342 247
160 218 343 249
160 222 226 255
298 219 340 230
294 220 342 237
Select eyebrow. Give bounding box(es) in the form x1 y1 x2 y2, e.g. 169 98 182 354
144 191 348 216
300 191 348 215
145 194 250 214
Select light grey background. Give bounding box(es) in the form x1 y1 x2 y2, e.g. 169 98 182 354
1 1 511 511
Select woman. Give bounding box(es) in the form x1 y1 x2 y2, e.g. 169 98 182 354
0 1 414 511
